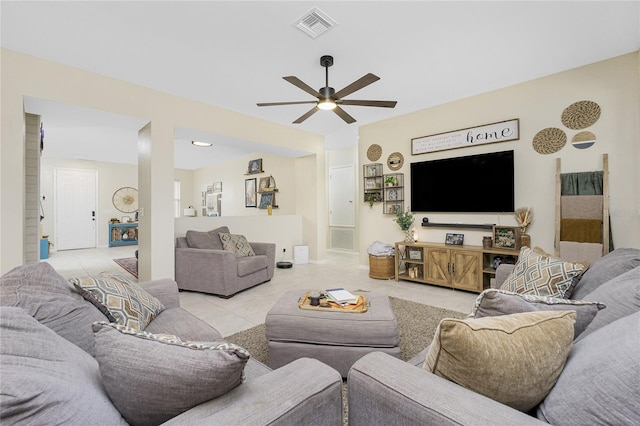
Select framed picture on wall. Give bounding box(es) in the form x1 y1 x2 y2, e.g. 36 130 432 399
247 158 263 174
245 178 257 208
259 192 274 209
259 177 273 192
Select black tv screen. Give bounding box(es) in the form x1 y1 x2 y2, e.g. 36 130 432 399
410 150 514 213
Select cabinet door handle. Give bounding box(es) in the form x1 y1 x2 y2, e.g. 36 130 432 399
447 262 451 273
452 263 455 274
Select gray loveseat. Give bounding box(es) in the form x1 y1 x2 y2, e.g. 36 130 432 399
0 262 342 425
348 248 640 425
175 226 276 297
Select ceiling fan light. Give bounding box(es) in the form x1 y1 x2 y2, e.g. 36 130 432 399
318 99 336 110
191 141 213 147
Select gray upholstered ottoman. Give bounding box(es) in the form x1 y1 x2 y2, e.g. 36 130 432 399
265 289 401 377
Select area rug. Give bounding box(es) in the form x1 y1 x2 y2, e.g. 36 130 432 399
113 257 138 279
224 296 466 366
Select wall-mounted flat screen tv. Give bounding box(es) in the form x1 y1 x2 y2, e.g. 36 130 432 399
410 150 514 213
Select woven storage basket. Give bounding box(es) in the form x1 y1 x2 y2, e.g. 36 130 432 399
368 254 395 279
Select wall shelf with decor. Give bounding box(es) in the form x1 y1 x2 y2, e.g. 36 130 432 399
257 175 279 209
394 241 519 293
421 222 494 230
383 173 404 215
363 163 383 204
109 223 138 247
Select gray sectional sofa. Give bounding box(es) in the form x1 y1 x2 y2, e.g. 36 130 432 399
348 248 640 425
3 248 638 425
0 262 342 425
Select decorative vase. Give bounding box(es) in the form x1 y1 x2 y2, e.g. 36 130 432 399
520 233 531 248
483 236 493 248
404 229 413 243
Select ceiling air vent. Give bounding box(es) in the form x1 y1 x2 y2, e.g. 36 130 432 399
293 7 337 39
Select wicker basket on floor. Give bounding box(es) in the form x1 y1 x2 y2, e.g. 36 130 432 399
368 254 395 279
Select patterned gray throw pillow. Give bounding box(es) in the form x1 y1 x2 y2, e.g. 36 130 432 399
92 322 249 426
70 276 164 330
500 247 585 298
219 232 256 257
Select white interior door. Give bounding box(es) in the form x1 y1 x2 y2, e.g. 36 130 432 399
329 165 355 227
329 165 356 250
55 168 97 250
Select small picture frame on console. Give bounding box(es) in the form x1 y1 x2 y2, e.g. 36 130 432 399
445 233 464 245
408 249 422 260
493 226 521 249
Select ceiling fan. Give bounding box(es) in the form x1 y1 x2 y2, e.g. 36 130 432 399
257 55 397 124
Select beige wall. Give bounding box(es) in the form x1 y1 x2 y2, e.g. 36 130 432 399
358 52 640 266
192 152 298 217
1 48 325 275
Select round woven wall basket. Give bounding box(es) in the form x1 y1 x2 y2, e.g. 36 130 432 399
533 127 567 154
367 144 382 162
387 152 404 171
561 100 601 130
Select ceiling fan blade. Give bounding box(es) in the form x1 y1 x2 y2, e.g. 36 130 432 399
257 101 318 107
283 76 321 99
333 106 356 124
293 106 319 124
339 99 397 108
333 73 380 99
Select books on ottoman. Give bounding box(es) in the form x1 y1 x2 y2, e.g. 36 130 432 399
326 288 358 305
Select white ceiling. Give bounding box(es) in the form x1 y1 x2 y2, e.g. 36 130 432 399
3 1 639 169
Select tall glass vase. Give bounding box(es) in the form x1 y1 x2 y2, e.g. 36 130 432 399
404 229 413 243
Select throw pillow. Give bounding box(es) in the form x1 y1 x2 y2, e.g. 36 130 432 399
571 248 640 300
0 262 107 356
470 288 605 339
0 307 126 425
424 310 576 412
500 246 586 298
537 312 640 425
70 276 164 330
219 232 256 257
533 246 591 275
576 265 640 341
92 322 250 426
185 226 230 250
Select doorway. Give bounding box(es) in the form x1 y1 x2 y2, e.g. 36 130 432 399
55 168 97 250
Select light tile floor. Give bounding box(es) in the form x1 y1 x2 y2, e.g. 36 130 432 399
45 247 478 337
